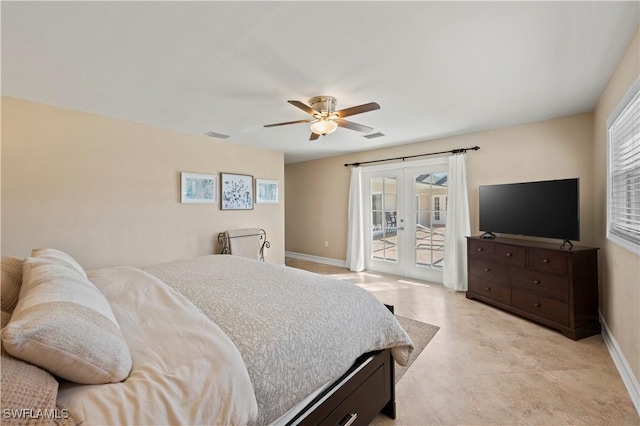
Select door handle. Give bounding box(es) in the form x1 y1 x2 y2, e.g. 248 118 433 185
397 226 405 231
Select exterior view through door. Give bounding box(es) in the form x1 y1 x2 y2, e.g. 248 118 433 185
365 159 448 283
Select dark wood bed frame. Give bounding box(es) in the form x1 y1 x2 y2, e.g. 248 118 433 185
287 349 395 426
286 305 398 425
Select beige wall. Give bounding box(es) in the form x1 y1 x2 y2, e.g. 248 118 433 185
593 28 639 382
1 97 285 269
286 112 595 260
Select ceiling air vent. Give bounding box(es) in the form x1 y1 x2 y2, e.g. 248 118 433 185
363 132 385 139
204 130 230 139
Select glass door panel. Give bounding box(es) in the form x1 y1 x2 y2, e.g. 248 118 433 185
364 161 447 282
405 168 448 282
413 173 447 270
370 177 398 262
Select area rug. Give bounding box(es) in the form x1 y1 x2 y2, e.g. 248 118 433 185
394 315 439 383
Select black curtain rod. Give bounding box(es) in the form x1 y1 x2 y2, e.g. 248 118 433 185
344 145 480 167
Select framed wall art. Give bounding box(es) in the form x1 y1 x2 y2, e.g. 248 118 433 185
256 179 279 204
181 172 218 204
220 173 254 210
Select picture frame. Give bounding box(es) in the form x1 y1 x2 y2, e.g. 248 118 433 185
181 172 218 204
256 179 279 204
220 173 254 210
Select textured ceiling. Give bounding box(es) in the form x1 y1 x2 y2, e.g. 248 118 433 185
2 1 638 163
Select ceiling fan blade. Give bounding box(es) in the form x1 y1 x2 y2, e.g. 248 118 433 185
288 100 318 116
336 102 380 118
264 119 313 128
309 132 320 141
337 119 374 133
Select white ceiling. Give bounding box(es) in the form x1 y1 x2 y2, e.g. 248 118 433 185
2 2 638 163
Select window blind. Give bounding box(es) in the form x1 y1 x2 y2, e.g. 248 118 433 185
608 81 640 252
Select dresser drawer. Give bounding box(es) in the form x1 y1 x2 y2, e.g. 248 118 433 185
529 249 568 276
469 277 511 305
468 239 495 260
469 259 510 285
494 244 527 268
319 357 389 426
511 268 569 302
512 288 569 326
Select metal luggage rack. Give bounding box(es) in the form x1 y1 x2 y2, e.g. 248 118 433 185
217 228 270 261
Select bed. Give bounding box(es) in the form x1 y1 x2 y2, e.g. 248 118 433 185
1 249 413 425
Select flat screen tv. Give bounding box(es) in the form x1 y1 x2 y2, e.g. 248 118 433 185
479 178 579 242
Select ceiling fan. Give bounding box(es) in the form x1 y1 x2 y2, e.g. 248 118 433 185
264 96 380 141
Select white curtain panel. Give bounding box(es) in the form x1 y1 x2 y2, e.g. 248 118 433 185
443 154 471 291
346 166 365 271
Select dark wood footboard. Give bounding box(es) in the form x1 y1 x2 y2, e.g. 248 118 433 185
287 348 396 425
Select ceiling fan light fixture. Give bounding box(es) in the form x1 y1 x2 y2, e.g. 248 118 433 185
310 119 338 136
265 96 379 139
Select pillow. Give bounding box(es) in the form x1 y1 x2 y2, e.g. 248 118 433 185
29 247 87 277
2 250 132 384
1 256 23 315
1 346 59 425
1 311 12 328
54 407 83 426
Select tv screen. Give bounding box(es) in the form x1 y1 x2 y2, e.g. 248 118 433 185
479 178 580 241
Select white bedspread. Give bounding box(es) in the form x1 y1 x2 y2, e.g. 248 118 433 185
56 256 412 426
144 255 413 425
56 266 258 425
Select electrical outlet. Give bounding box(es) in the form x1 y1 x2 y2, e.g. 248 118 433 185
324 241 329 247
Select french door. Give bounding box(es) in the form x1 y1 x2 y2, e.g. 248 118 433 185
364 159 448 283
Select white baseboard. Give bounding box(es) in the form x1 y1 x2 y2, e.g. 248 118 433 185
600 313 640 415
285 251 347 268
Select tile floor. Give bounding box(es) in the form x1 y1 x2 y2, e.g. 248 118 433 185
285 258 640 426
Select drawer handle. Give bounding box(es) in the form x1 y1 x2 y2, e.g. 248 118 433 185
477 248 484 252
533 280 541 285
533 303 541 307
484 268 491 272
506 253 513 257
339 412 358 426
542 259 550 264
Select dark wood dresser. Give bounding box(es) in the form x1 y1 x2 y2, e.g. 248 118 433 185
465 236 600 340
